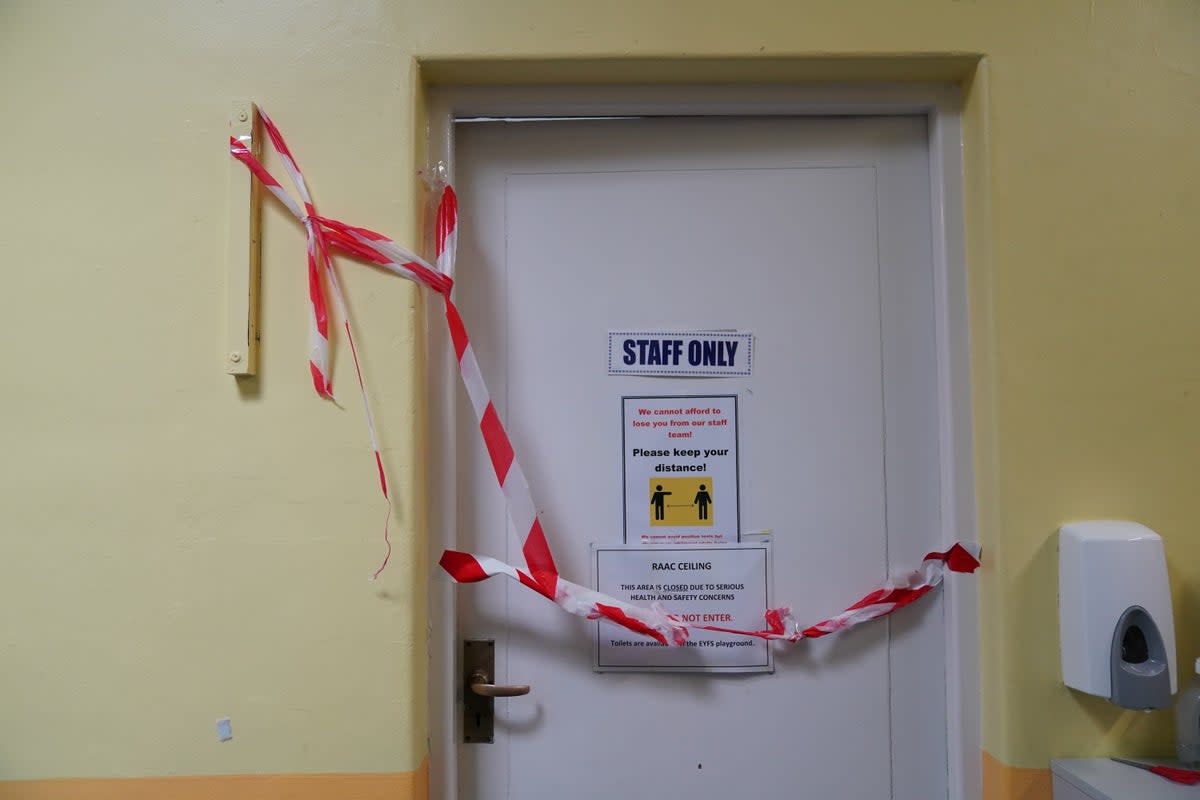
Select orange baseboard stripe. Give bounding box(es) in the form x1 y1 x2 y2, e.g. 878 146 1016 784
0 758 428 800
983 750 1052 800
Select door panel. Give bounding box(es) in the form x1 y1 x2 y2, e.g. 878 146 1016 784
453 116 942 799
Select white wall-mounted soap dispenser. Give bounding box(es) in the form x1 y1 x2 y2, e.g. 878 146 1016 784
1059 520 1176 710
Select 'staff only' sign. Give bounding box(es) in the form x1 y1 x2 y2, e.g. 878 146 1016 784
608 331 753 377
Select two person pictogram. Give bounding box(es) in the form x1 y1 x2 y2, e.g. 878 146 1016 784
651 483 712 522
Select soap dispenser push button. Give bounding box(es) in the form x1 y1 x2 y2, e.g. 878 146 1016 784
1110 606 1171 710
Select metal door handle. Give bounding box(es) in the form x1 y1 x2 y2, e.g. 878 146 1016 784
462 639 526 742
469 670 530 698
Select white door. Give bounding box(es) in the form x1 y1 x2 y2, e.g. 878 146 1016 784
452 115 945 799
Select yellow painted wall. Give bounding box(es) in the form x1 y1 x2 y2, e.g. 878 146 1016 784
0 0 430 787
1 1 1197 798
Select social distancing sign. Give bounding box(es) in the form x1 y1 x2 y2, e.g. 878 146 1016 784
622 395 739 544
649 476 715 527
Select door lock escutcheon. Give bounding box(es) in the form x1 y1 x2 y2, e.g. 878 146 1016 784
463 639 530 744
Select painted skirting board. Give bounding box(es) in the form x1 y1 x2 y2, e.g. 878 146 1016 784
0 760 427 800
984 751 1052 800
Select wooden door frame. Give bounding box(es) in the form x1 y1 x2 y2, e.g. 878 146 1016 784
424 83 979 800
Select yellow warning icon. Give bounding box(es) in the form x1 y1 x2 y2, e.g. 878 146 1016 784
649 477 714 527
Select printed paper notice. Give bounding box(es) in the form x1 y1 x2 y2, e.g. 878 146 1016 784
592 542 772 673
622 395 739 544
608 331 753 377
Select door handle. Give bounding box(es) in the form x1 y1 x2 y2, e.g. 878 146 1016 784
463 638 528 743
469 670 530 698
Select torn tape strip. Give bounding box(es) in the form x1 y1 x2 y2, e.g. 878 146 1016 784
230 112 551 588
229 111 980 635
230 112 440 579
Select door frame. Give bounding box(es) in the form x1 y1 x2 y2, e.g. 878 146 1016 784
424 83 979 800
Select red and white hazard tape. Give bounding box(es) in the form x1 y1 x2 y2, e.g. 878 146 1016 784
441 542 980 645
230 111 451 579
230 111 981 639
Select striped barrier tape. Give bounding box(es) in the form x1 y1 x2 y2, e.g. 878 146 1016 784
230 110 980 642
